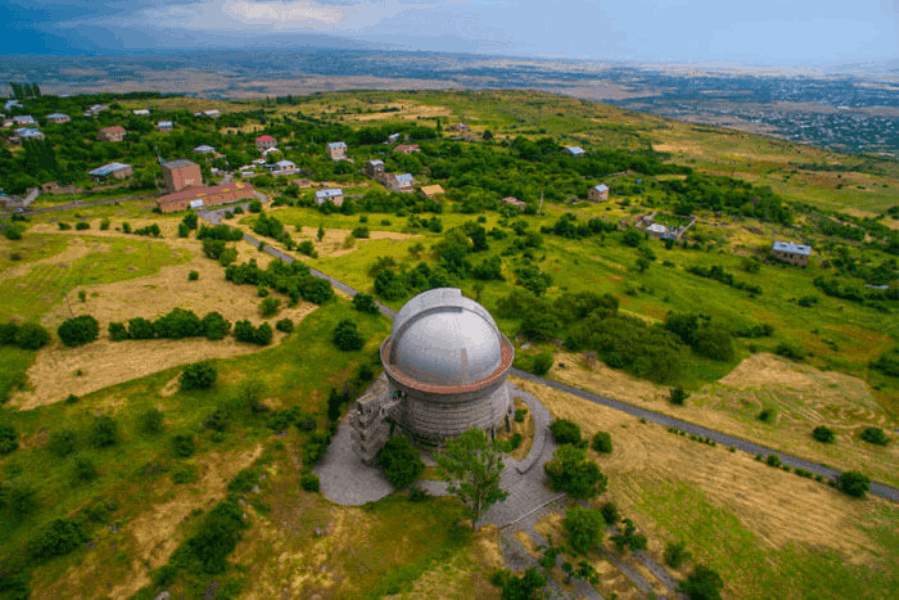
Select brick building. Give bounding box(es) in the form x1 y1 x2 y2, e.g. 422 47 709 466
588 183 609 202
162 159 203 193
256 135 277 153
156 182 255 214
98 126 125 142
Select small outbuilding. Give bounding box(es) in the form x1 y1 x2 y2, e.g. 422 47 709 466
771 241 812 266
46 113 70 124
588 183 609 202
315 188 344 207
393 144 420 154
98 126 126 142
420 184 445 200
256 135 277 153
193 144 216 154
133 108 151 116
563 146 585 157
157 121 173 132
327 141 348 161
89 162 133 181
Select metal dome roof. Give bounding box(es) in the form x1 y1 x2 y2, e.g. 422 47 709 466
388 288 504 386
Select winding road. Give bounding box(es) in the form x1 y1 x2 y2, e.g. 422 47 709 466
199 201 899 505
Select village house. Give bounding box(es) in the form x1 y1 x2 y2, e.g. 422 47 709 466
771 241 812 267
203 109 221 119
646 223 668 238
366 159 385 179
393 144 420 154
193 144 216 154
13 115 36 126
387 173 415 193
84 104 109 117
2 118 12 128
256 135 278 153
156 181 255 213
98 126 126 142
157 121 173 132
563 146 586 157
446 122 470 132
315 188 344 207
13 128 45 142
4 100 23 112
46 113 70 124
89 162 133 182
162 159 203 193
327 141 348 161
501 196 527 212
588 183 609 202
268 160 297 176
386 133 401 144
419 184 445 200
133 108 151 116
291 179 312 189
261 147 281 157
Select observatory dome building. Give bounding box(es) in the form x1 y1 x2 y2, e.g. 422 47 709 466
351 288 515 464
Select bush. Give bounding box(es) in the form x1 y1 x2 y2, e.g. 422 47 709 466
775 342 806 362
13 322 50 350
860 426 890 446
74 456 98 482
490 567 546 600
172 434 196 458
352 292 380 315
108 321 128 341
333 319 365 351
563 506 605 555
0 423 19 455
532 352 553 375
300 472 320 493
48 428 77 457
680 564 724 600
3 224 24 240
377 436 425 490
57 315 100 347
275 318 294 333
249 199 262 213
812 426 835 444
765 454 782 468
836 471 871 498
188 270 199 281
351 226 370 238
549 419 582 446
75 221 89 231
140 408 164 435
28 518 87 562
176 497 248 574
514 408 528 422
664 540 692 568
758 407 777 424
259 296 281 317
591 431 612 454
180 360 217 390
58 222 71 230
0 322 19 345
201 311 231 341
91 415 118 448
544 444 608 499
670 387 689 406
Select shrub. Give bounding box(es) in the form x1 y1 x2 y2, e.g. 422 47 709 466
563 506 605 555
58 222 71 230
0 322 19 345
108 321 128 341
259 296 281 317
75 221 89 231
172 465 198 485
409 486 429 502
176 497 248 574
74 456 98 482
13 322 50 350
57 315 100 347
377 436 425 490
765 454 782 468
180 360 217 390
670 387 689 406
203 409 229 432
664 540 692 568
188 270 199 281
680 564 724 600
3 224 24 240
600 502 620 525
333 319 365 351
248 199 262 213
836 471 870 498
91 415 118 448
532 352 554 375
860 426 890 446
357 363 374 382
201 311 231 341
48 428 77 456
254 322 273 345
490 567 546 600
351 226 370 238
591 431 612 454
172 434 196 458
140 408 164 435
127 317 155 340
775 342 806 362
300 472 320 493
275 318 294 333
544 444 608 499
812 426 836 444
0 423 19 455
514 408 528 422
99 218 110 231
28 518 87 562
549 419 582 446
758 407 777 424
352 292 380 315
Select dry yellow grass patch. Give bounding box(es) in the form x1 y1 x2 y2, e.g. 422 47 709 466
347 102 449 122
10 231 315 409
0 236 98 284
36 444 264 600
515 378 887 562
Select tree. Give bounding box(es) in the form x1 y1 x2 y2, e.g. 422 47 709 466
563 506 605 555
57 315 100 347
172 434 196 458
91 415 118 448
483 129 494 141
600 502 620 525
670 387 689 406
679 564 724 600
622 228 642 247
860 426 890 446
0 423 18 455
544 444 608 499
490 567 546 600
377 436 425 490
591 431 612 454
812 426 835 444
532 352 553 375
836 471 870 498
13 322 50 350
180 360 217 390
48 428 77 457
549 419 582 446
317 224 325 242
259 296 281 317
140 408 164 435
664 540 692 568
352 292 380 315
434 428 509 527
635 257 650 273
333 319 365 351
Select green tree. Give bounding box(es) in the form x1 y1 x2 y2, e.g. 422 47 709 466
679 564 724 600
377 436 425 490
434 428 509 527
563 506 605 555
47 428 77 457
664 540 692 568
259 296 281 317
491 567 546 600
91 415 118 448
670 387 689 406
549 419 582 446
317 224 325 242
836 471 871 498
57 315 100 347
544 444 608 499
140 408 164 435
352 292 380 315
812 426 835 444
333 319 365 351
622 227 642 247
13 322 50 350
180 360 217 390
860 426 890 446
172 434 196 458
0 423 19 455
591 431 612 454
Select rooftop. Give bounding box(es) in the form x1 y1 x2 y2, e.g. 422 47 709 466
194 145 216 153
564 146 585 155
100 126 126 134
164 159 198 169
158 121 173 127
772 241 812 256
316 188 343 198
594 183 609 192
327 141 347 149
46 113 68 119
89 162 131 176
256 135 276 142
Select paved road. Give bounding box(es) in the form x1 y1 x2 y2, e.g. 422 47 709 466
197 202 899 505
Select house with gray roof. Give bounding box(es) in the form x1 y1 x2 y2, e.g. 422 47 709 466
13 127 44 141
388 173 415 193
588 183 609 202
157 121 173 132
771 241 812 266
326 141 348 161
193 144 216 154
89 162 133 181
563 145 585 157
46 113 70 124
315 188 344 207
13 115 36 126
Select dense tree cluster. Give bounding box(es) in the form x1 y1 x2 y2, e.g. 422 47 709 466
57 315 100 347
109 309 232 342
226 258 334 305
377 436 425 490
660 172 792 225
0 321 51 350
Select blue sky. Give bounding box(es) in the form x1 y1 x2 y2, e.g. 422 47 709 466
3 0 899 66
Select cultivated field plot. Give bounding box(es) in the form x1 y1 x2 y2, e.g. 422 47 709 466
515 377 899 599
